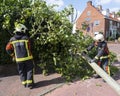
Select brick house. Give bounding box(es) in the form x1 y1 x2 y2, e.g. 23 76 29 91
76 1 120 40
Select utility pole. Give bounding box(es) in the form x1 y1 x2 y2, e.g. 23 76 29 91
69 7 78 34
70 7 77 24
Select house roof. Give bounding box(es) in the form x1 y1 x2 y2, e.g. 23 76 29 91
109 13 120 22
86 1 120 22
94 4 120 22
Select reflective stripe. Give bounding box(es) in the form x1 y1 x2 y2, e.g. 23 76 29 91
107 66 110 76
11 40 33 62
12 40 28 44
95 56 99 59
25 40 30 56
26 80 33 84
100 55 110 59
22 81 27 85
22 80 33 85
108 59 111 75
16 56 33 62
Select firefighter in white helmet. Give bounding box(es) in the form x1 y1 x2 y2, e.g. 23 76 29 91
6 23 35 89
82 33 110 79
93 33 104 42
94 31 100 36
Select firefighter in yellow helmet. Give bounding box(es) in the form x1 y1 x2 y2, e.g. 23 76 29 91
6 24 35 89
83 33 110 79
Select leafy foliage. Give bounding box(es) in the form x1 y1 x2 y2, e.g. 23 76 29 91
0 0 117 81
117 10 120 16
81 22 89 30
0 0 33 64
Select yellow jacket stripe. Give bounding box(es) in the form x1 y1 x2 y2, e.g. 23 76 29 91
11 40 33 62
100 55 110 59
95 55 110 60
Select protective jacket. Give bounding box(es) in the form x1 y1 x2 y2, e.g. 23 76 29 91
87 41 110 75
87 41 109 60
6 33 33 62
6 33 34 88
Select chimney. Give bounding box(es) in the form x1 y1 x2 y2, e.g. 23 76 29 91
106 9 109 13
87 1 92 6
106 9 110 17
97 5 102 11
112 11 116 18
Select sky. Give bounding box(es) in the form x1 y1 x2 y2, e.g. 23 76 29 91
45 0 120 18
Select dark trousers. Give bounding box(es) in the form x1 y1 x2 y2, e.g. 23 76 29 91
98 58 110 75
17 60 34 87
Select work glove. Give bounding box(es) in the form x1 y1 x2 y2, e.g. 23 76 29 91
81 50 87 56
90 58 97 63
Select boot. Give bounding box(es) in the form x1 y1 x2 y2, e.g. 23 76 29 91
93 74 101 79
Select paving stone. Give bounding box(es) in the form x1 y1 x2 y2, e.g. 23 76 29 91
0 43 120 96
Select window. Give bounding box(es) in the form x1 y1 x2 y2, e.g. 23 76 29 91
94 20 100 26
85 17 91 22
117 23 120 28
110 21 112 25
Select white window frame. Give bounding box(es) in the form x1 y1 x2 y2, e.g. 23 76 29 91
94 20 100 26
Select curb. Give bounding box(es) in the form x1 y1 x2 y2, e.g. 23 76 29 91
36 83 65 96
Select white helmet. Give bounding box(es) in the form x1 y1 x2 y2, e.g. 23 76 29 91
94 32 99 36
93 34 104 42
14 24 27 33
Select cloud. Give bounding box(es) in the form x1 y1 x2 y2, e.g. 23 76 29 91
95 0 112 5
109 7 120 12
114 0 120 3
95 0 120 5
45 0 64 10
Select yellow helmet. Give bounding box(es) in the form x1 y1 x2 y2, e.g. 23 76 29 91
14 24 27 33
93 34 104 42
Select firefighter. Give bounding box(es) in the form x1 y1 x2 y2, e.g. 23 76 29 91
83 33 110 78
6 24 35 89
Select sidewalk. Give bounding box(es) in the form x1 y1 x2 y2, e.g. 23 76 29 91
0 43 120 96
45 76 120 96
45 43 120 96
0 73 65 96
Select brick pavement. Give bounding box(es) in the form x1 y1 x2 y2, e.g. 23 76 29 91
0 73 65 96
108 43 120 61
0 43 120 96
45 43 120 96
45 78 120 96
